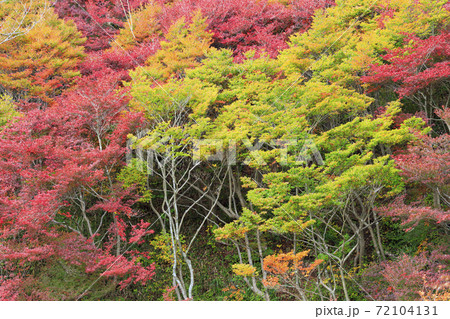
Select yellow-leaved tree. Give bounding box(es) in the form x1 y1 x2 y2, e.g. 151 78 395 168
0 1 85 106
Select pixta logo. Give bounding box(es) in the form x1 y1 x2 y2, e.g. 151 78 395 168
126 133 323 174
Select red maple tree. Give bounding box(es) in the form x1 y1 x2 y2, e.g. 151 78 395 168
0 70 153 300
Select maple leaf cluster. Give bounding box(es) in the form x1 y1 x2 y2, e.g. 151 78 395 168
0 70 153 300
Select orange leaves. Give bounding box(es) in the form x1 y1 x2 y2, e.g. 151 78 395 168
418 274 450 301
0 6 85 105
222 285 244 301
113 3 163 50
262 276 280 288
262 250 323 289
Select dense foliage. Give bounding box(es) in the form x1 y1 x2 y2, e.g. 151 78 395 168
0 0 448 300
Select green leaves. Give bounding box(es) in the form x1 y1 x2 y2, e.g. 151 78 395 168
0 94 20 128
124 0 448 301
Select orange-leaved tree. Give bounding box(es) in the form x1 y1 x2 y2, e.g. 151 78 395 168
0 3 85 107
262 250 323 300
